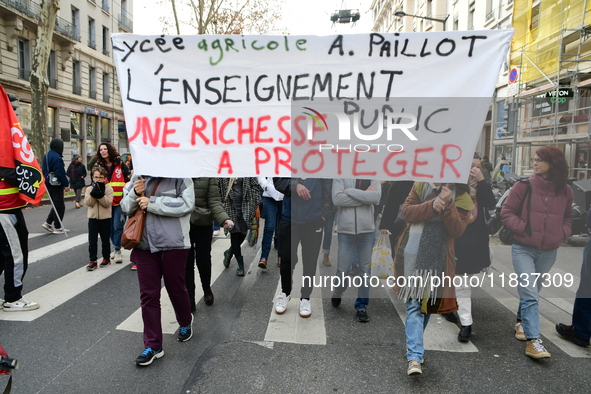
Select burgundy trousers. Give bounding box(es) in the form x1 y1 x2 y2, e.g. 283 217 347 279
132 248 192 349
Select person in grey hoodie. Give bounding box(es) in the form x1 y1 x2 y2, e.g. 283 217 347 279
331 179 381 323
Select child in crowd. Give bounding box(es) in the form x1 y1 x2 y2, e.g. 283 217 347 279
84 166 114 271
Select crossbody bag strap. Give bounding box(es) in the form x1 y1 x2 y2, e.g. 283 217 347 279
224 178 236 203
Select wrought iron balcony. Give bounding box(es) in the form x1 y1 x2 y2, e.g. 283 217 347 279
118 10 133 32
73 85 82 95
49 77 57 89
88 39 96 49
89 89 97 100
103 94 110 104
18 67 30 81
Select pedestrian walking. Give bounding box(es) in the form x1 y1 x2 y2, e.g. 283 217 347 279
0 168 39 311
397 182 472 375
67 154 87 209
90 142 130 265
121 176 195 366
445 153 496 342
273 178 332 318
501 146 573 359
218 178 261 276
555 207 591 347
41 138 70 234
186 178 234 310
257 177 283 269
84 166 114 271
331 178 381 323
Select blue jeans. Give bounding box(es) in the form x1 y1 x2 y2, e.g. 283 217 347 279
512 243 558 339
213 220 220 231
111 205 123 250
322 212 336 254
335 232 373 310
405 299 431 362
260 197 282 260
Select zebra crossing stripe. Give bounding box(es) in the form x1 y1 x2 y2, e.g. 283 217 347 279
28 234 89 264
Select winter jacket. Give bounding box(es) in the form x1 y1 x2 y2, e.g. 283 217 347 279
121 176 194 253
332 179 381 235
42 138 69 188
398 183 471 314
190 177 230 227
218 178 261 232
67 160 87 189
84 183 114 220
455 180 497 275
273 178 332 224
258 177 284 201
501 174 573 250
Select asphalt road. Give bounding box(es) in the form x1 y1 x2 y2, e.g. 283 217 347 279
1 201 590 394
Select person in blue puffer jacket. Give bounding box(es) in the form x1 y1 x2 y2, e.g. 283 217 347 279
41 138 70 234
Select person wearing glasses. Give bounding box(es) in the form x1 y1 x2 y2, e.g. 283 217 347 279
501 146 573 358
84 166 114 271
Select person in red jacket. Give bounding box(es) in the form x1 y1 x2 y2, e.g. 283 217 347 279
501 146 573 359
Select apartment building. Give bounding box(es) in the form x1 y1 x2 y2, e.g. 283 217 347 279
371 0 514 168
0 0 133 165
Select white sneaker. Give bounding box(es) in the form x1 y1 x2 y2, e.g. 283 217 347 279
114 250 123 264
213 229 220 236
110 251 115 259
275 292 291 314
299 298 312 318
407 360 422 376
3 297 39 312
41 222 54 232
52 227 70 234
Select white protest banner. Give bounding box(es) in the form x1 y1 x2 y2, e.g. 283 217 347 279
112 30 513 181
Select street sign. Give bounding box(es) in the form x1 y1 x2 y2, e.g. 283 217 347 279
509 68 519 83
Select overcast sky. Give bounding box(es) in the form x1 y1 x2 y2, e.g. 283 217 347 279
133 0 373 36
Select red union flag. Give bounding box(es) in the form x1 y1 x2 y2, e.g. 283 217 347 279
0 84 46 206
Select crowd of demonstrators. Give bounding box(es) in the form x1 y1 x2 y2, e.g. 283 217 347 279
67 154 87 209
397 182 472 376
218 178 261 276
443 153 496 342
84 166 114 271
273 177 332 318
257 177 283 269
0 167 38 311
186 178 234 311
121 175 195 366
42 138 70 235
501 146 573 359
331 179 381 323
90 143 131 266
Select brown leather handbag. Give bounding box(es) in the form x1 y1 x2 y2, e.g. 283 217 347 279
121 178 161 250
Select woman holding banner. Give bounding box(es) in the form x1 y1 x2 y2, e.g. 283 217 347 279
218 178 261 276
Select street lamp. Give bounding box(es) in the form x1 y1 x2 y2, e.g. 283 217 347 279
394 10 449 31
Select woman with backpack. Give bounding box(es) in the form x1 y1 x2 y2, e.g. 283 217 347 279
501 146 573 359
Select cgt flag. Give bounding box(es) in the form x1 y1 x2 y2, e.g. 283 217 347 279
0 85 46 206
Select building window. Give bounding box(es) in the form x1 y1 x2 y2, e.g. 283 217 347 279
72 7 80 41
18 38 30 80
47 50 57 88
89 67 97 99
88 17 96 49
453 16 459 31
102 26 110 56
427 0 433 17
486 0 494 21
468 7 475 30
101 117 110 140
102 0 110 13
102 73 110 103
72 61 81 95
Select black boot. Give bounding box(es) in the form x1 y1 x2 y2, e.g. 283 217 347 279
458 325 472 342
236 256 245 276
223 247 233 268
443 312 458 324
204 287 214 306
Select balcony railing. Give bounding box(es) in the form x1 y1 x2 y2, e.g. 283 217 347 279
88 39 96 49
18 68 30 81
49 77 57 89
89 89 97 99
102 47 110 56
0 0 79 41
103 94 110 104
486 10 495 21
102 0 109 13
118 10 133 32
73 85 82 95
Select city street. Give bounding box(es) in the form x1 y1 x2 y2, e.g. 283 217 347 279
1 202 590 393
